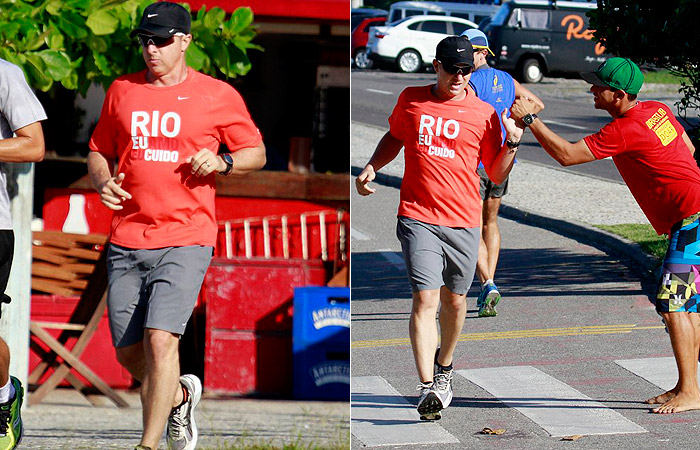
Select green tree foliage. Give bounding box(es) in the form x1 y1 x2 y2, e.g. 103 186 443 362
589 0 700 140
0 0 261 153
0 0 261 95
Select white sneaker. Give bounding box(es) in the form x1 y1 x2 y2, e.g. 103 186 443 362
166 374 202 450
433 369 453 409
416 381 443 420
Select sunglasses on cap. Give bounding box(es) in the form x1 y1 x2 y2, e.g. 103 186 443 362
138 33 183 48
437 60 472 76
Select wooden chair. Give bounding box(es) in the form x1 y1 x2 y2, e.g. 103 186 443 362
28 231 128 407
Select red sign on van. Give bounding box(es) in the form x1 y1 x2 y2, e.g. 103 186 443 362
561 14 606 56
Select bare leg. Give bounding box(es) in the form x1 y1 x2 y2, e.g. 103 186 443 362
645 314 700 405
476 206 489 284
409 289 441 382
140 329 183 448
481 197 502 281
0 337 9 387
117 330 184 449
436 287 467 366
651 312 700 413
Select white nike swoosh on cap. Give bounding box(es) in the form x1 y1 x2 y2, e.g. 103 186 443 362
457 48 466 52
147 13 158 17
169 28 175 33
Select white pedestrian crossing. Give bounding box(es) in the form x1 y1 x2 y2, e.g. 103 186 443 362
351 360 674 447
615 356 700 392
456 366 647 437
351 376 459 447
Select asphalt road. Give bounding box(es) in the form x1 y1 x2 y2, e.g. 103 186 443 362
349 184 698 450
351 68 690 184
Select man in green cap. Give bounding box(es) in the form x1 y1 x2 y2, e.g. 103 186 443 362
511 57 700 414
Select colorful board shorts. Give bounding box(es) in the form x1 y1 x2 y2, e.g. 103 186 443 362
656 212 700 313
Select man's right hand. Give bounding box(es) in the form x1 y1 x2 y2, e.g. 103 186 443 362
98 173 132 210
355 165 377 196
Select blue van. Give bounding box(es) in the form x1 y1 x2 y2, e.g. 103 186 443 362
483 0 608 83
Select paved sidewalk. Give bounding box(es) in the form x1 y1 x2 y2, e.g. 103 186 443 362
20 389 349 449
351 122 659 274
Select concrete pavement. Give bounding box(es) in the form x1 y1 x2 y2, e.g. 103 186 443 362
19 389 349 449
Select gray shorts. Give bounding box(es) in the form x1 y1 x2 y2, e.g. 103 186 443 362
396 216 479 294
478 167 509 200
106 243 213 348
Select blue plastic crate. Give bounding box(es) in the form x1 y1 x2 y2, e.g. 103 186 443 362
293 343 349 400
293 287 349 351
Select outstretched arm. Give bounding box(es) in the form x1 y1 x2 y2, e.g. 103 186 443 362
355 131 403 196
511 97 595 166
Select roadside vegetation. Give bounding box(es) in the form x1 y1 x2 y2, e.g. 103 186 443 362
643 69 689 85
594 224 669 262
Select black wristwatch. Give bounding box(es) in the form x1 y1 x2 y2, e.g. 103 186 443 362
219 153 234 175
522 113 538 127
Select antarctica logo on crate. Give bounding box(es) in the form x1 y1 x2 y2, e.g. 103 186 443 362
310 360 350 386
312 306 350 330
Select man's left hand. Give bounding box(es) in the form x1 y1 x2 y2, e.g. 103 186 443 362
187 149 224 177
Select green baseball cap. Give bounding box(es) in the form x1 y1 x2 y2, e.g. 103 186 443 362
580 57 644 95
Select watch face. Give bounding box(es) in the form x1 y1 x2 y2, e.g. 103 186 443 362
523 114 534 125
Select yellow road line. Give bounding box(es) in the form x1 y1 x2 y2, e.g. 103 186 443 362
352 324 666 349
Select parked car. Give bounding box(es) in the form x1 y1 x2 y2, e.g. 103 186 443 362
387 1 497 26
351 8 387 31
352 15 387 69
483 0 607 83
366 15 478 73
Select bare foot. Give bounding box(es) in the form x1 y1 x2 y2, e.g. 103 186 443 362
645 389 678 404
651 391 700 414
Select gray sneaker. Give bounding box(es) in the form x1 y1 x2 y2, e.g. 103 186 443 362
433 369 453 409
416 382 443 420
166 374 202 450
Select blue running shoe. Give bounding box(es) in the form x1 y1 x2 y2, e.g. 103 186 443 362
478 282 501 317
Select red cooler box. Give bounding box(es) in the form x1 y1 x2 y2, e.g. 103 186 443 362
202 257 326 395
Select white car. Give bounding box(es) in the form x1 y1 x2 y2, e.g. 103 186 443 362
366 15 478 73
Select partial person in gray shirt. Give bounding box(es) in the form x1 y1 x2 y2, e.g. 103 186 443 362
0 57 46 450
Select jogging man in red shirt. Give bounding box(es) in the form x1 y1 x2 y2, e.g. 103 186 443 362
356 36 523 420
87 3 265 449
511 57 700 414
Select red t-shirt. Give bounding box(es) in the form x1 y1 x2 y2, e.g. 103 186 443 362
89 68 262 249
389 85 502 228
584 101 700 235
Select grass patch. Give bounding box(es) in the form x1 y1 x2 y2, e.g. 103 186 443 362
594 223 668 261
643 69 688 85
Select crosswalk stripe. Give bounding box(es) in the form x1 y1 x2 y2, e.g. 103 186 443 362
615 356 700 392
378 249 405 270
351 376 459 447
456 366 647 437
351 227 371 241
